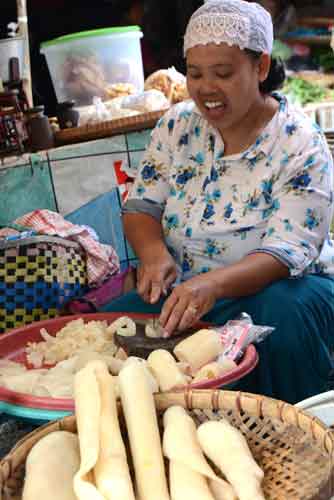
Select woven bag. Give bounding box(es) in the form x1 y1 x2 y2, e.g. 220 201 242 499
0 236 88 333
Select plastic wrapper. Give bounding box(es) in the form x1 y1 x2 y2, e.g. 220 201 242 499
78 96 139 126
93 96 110 122
77 79 172 126
214 313 275 363
121 89 170 113
144 66 189 104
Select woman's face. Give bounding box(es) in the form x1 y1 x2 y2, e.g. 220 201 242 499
186 43 268 133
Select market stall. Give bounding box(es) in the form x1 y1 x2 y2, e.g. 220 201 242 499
275 6 334 132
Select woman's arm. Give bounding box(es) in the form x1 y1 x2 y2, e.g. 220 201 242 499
209 252 289 298
123 212 177 304
123 212 167 262
122 110 177 302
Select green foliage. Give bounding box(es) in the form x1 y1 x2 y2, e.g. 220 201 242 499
282 77 334 106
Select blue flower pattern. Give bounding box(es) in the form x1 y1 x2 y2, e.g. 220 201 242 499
127 96 334 279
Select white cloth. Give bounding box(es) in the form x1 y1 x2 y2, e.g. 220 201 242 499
184 0 273 55
124 94 334 280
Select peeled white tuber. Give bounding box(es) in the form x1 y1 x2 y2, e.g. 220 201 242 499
93 362 135 500
173 329 223 373
147 349 188 391
169 460 215 500
192 359 237 383
118 360 170 500
163 406 217 480
197 420 265 500
23 431 80 500
209 478 238 500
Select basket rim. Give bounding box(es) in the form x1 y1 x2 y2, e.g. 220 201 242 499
0 235 81 251
55 109 166 146
1 389 334 462
156 390 334 455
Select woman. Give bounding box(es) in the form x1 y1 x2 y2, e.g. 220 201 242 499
106 0 334 404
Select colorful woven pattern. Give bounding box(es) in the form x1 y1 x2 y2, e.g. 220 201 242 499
0 238 88 333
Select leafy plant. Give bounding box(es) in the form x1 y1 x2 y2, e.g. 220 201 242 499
282 77 334 106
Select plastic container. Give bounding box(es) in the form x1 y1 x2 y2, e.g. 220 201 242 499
295 390 334 427
0 37 24 83
40 26 144 106
0 313 258 422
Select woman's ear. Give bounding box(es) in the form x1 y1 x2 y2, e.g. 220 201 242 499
258 53 271 83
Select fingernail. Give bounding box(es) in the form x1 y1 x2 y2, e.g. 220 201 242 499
163 331 169 338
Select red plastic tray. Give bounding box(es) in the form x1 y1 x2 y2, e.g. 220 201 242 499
0 313 258 411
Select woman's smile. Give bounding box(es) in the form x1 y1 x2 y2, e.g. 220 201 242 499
202 100 226 120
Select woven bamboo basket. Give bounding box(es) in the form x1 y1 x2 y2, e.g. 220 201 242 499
0 390 333 500
54 109 165 146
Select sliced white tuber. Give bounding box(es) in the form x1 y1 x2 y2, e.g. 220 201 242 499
108 316 136 337
145 318 165 338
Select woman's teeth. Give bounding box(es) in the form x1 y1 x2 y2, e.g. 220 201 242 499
205 101 223 109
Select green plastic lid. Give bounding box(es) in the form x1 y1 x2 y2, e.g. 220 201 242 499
41 25 142 48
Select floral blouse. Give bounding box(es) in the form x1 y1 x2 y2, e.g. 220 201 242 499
123 94 334 280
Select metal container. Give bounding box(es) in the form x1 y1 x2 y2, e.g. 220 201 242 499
0 37 24 82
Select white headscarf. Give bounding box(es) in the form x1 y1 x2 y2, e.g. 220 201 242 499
184 0 273 56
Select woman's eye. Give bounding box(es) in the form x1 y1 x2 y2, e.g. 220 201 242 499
216 73 232 79
187 72 201 79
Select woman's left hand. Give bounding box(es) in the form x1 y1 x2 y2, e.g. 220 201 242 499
159 273 219 336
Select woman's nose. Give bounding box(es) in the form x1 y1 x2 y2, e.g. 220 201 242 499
198 78 219 95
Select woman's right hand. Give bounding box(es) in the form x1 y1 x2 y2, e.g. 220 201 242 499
137 249 178 304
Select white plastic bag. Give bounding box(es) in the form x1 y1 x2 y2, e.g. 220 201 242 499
121 89 170 112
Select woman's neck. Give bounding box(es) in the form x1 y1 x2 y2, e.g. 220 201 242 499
219 95 279 157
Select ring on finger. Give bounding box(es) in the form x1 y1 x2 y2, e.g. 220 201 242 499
186 303 198 315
